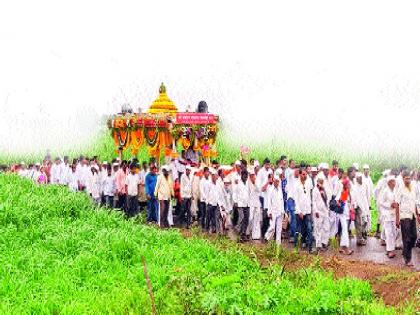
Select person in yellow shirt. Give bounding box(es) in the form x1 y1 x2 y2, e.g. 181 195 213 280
155 166 174 228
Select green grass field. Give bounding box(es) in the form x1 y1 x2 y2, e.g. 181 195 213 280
0 174 396 314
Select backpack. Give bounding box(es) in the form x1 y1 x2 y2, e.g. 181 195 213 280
329 196 344 214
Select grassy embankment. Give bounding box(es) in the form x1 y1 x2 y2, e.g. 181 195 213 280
0 174 396 314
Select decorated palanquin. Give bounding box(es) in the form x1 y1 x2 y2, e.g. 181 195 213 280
107 83 219 164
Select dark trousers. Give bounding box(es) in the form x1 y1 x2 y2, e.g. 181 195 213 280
296 214 314 250
178 198 192 227
159 200 170 228
400 218 417 263
126 195 138 217
261 209 270 238
147 197 158 223
117 194 127 211
139 201 148 212
207 205 217 232
238 207 250 238
105 195 114 208
232 205 239 226
199 201 207 229
355 207 367 241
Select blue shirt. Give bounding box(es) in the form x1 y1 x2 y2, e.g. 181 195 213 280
145 173 157 196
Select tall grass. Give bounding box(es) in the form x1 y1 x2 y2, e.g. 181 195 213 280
1 125 414 183
0 174 393 314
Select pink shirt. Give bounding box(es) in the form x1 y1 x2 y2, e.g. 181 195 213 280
115 169 127 194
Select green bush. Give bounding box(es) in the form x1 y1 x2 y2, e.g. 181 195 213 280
0 175 393 314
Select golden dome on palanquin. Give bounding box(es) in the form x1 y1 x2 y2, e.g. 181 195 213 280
147 83 178 114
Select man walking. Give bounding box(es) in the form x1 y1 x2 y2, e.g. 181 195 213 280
257 158 273 238
199 167 210 230
264 175 285 244
125 165 140 217
295 169 316 253
352 173 370 246
379 176 398 258
179 165 193 228
395 171 419 266
155 166 174 228
236 170 250 242
145 165 158 224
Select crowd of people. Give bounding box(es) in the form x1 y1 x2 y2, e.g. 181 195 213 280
6 153 420 266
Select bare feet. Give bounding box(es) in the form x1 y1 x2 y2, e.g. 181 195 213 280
387 251 396 258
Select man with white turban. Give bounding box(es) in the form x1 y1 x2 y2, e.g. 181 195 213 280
264 174 285 244
312 175 330 251
374 170 391 239
352 172 370 246
378 176 398 258
247 169 262 240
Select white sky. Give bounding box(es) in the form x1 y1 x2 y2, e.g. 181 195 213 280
1 0 420 159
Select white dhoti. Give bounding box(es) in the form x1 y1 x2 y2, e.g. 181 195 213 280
329 211 338 238
265 212 283 244
383 220 396 252
314 215 330 248
157 202 174 226
247 206 262 240
168 202 174 226
337 213 350 247
396 227 403 248
191 198 198 216
366 213 372 232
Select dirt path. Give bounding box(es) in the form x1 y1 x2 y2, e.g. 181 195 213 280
179 227 420 309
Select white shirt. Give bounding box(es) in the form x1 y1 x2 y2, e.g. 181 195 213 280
32 170 41 182
180 173 193 199
230 171 241 203
199 177 211 202
256 167 273 207
322 176 333 202
295 180 312 216
125 173 140 196
88 173 101 199
363 174 374 200
312 187 329 217
395 184 417 220
77 165 90 187
207 181 224 207
170 161 179 182
374 177 387 200
18 169 28 177
222 185 234 212
332 179 343 199
248 180 261 208
176 159 186 174
60 163 71 185
139 170 147 185
379 186 396 222
27 168 35 180
235 180 250 207
352 182 370 217
267 185 284 215
285 172 298 201
50 163 62 184
103 174 116 196
67 171 79 191
192 174 201 200
415 181 420 207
